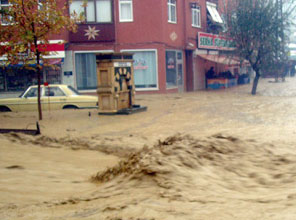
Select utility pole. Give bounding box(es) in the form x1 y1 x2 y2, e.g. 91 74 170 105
275 0 284 81
276 0 279 81
280 0 286 81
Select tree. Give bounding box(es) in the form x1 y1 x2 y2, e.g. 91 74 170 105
0 0 78 120
226 0 295 95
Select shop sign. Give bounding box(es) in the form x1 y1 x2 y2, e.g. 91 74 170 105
64 71 72 76
114 62 132 67
198 32 236 51
167 57 175 69
134 59 148 70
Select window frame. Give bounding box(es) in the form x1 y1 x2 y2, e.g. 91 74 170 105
0 0 12 25
44 86 66 97
74 50 114 92
120 49 159 91
119 0 133 22
70 0 113 24
206 1 223 24
167 0 177 24
191 4 201 28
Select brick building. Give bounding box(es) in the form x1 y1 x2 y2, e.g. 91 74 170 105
0 0 244 94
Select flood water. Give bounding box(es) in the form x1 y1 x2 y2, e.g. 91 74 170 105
1 77 296 219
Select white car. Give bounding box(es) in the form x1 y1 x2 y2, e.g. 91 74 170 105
0 84 98 112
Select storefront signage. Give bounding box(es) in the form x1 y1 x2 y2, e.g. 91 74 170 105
134 59 148 70
114 62 132 67
64 71 72 76
198 32 236 50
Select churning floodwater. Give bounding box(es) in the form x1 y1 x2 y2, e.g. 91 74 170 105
1 77 296 219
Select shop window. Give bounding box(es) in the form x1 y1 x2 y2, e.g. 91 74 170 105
166 50 183 89
43 66 61 85
166 51 177 87
125 50 157 90
70 0 112 23
168 0 177 23
75 53 97 90
0 0 12 25
5 67 40 92
0 70 4 91
119 0 133 22
191 3 201 28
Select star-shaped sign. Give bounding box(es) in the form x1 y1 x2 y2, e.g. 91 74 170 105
84 26 100 40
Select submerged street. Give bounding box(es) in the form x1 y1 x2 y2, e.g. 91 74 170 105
1 78 296 219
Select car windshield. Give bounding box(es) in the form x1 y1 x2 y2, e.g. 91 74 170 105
19 87 30 97
24 87 38 98
67 85 80 95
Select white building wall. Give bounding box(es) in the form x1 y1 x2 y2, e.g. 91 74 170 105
61 50 75 87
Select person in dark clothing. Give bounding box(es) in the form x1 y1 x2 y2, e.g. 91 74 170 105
205 67 215 88
290 64 295 77
206 67 215 79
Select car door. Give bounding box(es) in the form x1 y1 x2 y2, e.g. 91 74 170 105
42 86 66 110
19 87 39 111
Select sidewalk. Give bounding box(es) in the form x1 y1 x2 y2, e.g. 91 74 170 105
0 92 21 98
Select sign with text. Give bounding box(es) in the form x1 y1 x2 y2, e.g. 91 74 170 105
198 32 236 51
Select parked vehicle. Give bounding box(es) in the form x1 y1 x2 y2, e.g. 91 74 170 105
0 84 98 112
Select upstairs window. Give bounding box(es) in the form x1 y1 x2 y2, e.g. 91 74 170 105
0 0 11 25
168 0 176 23
70 0 112 23
191 3 201 28
206 2 223 24
119 0 133 22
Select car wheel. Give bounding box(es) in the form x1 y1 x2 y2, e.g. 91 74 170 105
0 106 12 112
63 105 79 109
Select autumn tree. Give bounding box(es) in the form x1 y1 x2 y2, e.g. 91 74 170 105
0 0 78 120
226 0 295 95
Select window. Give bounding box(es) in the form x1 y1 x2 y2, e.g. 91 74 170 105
168 0 176 23
70 0 112 23
24 88 38 98
206 2 223 24
191 4 201 28
128 50 157 90
75 53 97 90
166 50 183 88
44 87 65 97
119 0 133 22
166 51 177 87
67 85 80 95
0 0 11 25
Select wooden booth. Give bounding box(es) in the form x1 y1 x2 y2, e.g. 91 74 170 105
96 53 146 114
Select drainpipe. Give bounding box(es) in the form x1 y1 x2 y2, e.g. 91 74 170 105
183 0 187 50
183 0 187 91
114 0 118 52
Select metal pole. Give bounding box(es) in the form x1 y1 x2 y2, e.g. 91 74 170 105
276 0 279 81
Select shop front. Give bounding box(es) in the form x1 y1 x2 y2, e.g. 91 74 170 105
165 50 184 92
193 32 250 90
73 49 159 93
0 40 65 93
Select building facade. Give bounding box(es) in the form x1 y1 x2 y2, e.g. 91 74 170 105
0 0 244 94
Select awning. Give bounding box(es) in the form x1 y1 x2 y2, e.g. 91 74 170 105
0 40 65 61
38 40 65 59
198 54 248 66
206 2 223 24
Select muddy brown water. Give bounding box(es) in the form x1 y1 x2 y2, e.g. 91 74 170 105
1 78 296 219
